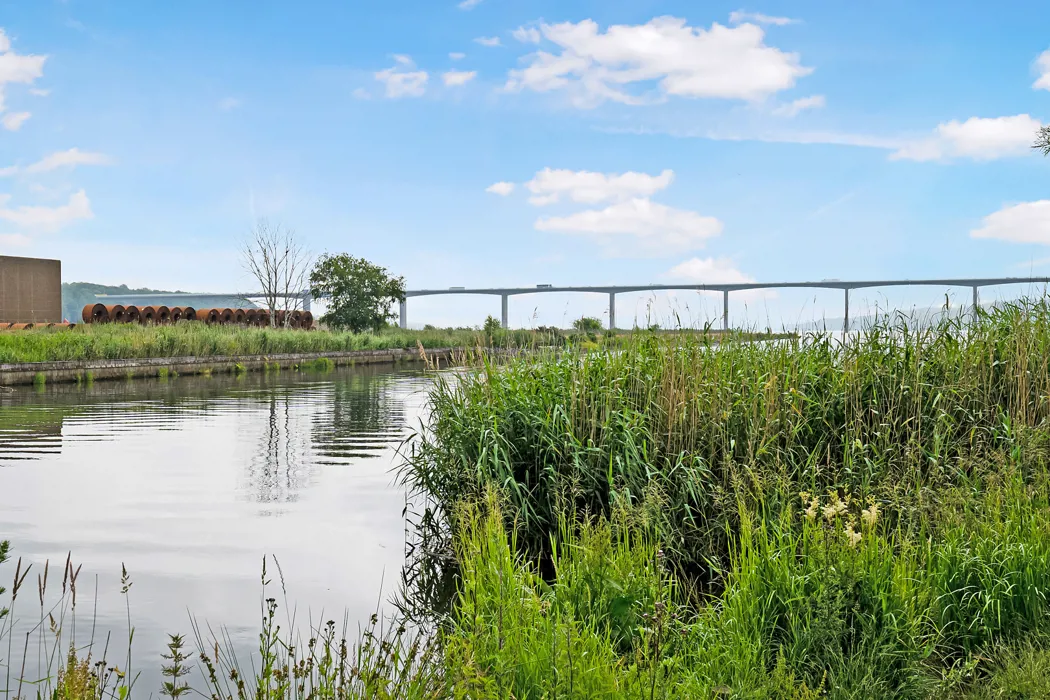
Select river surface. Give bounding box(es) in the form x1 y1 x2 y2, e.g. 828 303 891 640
0 365 434 691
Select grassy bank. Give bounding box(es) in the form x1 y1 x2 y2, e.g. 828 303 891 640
395 299 1050 696
0 322 779 364
0 323 528 363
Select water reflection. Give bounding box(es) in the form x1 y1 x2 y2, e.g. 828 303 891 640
0 365 434 692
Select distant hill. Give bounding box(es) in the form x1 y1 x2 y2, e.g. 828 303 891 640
62 282 258 322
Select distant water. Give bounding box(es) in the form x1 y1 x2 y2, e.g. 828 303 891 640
0 366 434 692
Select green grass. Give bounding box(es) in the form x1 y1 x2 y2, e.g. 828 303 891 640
0 323 527 363
0 322 783 364
393 298 1050 696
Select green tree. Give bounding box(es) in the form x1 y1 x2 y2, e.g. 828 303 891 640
1036 125 1050 155
309 254 406 332
573 316 604 332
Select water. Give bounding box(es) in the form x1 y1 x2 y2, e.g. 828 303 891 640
0 365 434 690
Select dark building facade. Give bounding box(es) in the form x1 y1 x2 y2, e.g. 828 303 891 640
0 255 62 323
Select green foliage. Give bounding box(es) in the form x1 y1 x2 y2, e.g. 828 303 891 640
0 323 544 363
157 367 169 380
310 253 406 333
160 634 191 699
32 372 46 387
482 315 501 337
573 315 604 332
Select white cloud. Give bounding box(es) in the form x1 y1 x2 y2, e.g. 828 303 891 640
0 233 31 248
728 10 798 26
0 165 17 177
0 28 47 128
772 94 824 117
218 96 241 111
1 111 29 130
0 189 93 230
971 200 1050 244
505 17 811 108
458 0 483 9
536 198 722 256
664 256 755 283
0 30 46 85
375 57 429 98
890 114 1041 162
526 168 674 206
449 52 466 61
486 181 515 196
28 87 48 97
475 36 501 47
442 70 477 87
1034 50 1050 91
513 26 542 44
352 87 371 100
24 148 113 174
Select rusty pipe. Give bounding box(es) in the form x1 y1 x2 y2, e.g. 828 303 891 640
232 308 247 325
140 306 157 324
123 305 141 324
82 303 107 324
156 305 171 324
301 311 314 329
197 308 219 324
104 304 126 323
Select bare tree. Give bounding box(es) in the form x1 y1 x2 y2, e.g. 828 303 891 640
242 218 311 327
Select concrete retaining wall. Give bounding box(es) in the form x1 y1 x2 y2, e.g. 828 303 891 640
0 347 457 386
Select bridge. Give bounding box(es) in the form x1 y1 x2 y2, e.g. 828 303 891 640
98 276 1050 332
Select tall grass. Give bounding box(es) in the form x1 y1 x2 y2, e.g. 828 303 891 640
0 324 537 364
405 301 1050 584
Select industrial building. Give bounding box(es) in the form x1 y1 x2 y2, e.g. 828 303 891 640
0 255 62 324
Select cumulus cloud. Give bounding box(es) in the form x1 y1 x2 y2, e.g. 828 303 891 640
1034 50 1050 91
728 10 798 26
0 28 47 130
971 200 1050 244
475 36 501 47
449 52 466 61
772 94 824 117
1 111 29 130
536 198 722 256
442 70 477 86
891 114 1041 162
375 56 428 98
0 189 93 230
526 168 675 206
513 26 542 44
486 181 515 195
25 148 113 173
664 256 756 283
505 16 811 108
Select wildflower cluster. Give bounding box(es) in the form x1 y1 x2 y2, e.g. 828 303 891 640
799 491 881 548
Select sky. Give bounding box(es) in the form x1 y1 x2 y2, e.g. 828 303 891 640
2 0 1050 328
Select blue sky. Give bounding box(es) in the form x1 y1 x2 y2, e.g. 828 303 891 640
2 0 1050 328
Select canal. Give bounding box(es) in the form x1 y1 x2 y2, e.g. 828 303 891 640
0 365 434 691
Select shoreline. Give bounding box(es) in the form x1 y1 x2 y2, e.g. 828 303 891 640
0 346 457 385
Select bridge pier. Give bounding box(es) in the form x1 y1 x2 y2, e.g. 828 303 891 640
973 285 979 312
301 292 312 313
608 292 616 330
844 289 850 333
723 290 729 332
501 294 508 329
399 299 407 329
